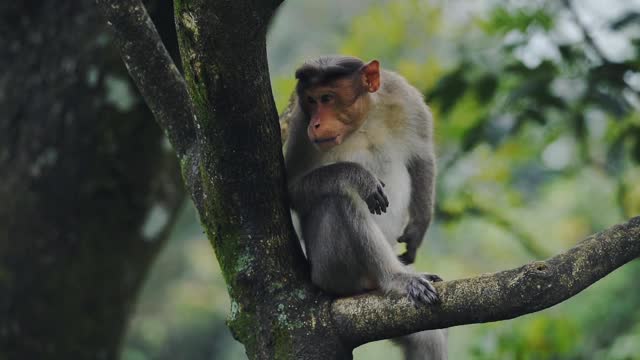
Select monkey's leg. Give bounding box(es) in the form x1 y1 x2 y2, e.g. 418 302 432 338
301 197 440 304
393 329 448 360
301 197 373 295
351 203 440 305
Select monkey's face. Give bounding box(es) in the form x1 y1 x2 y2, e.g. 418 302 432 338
302 79 370 151
296 59 381 151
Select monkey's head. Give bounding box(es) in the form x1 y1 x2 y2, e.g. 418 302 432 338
295 56 380 151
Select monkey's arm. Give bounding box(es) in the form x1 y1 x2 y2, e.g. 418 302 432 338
288 162 389 215
398 156 436 265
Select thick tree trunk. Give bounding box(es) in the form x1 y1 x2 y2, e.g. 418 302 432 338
0 2 184 359
169 1 355 357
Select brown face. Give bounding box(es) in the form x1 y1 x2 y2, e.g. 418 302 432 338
302 61 380 151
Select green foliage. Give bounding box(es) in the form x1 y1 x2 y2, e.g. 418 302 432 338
339 0 442 65
471 315 579 360
481 7 554 34
428 1 640 358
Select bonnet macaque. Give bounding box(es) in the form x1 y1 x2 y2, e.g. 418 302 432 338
284 55 446 360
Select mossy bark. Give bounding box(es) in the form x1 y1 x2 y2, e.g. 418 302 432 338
0 1 184 359
171 1 354 358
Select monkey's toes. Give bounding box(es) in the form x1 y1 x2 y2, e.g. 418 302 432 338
423 273 444 282
406 275 439 306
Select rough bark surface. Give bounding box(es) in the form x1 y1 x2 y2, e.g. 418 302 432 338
170 1 351 357
99 0 640 359
0 1 184 359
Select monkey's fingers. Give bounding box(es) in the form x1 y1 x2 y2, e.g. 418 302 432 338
366 192 387 215
398 251 416 265
377 185 389 209
376 197 386 213
366 196 381 215
379 197 388 213
397 234 409 244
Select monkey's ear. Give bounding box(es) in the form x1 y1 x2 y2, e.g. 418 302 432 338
361 60 380 93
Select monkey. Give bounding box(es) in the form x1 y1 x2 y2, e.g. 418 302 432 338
284 55 446 360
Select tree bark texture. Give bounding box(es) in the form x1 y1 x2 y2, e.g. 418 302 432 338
0 1 184 359
99 0 640 359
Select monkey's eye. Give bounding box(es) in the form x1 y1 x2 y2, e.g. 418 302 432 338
320 94 334 104
307 96 317 105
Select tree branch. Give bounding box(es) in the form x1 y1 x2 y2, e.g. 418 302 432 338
561 0 611 64
96 0 196 158
332 216 640 346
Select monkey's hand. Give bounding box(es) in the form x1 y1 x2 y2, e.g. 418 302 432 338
398 249 416 265
362 179 389 215
397 223 426 265
389 273 442 306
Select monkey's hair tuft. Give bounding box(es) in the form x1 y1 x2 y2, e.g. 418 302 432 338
295 55 365 92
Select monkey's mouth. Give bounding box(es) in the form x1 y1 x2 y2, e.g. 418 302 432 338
313 135 342 150
314 136 338 144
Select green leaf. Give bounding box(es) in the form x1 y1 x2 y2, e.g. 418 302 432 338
474 74 499 104
461 117 488 152
482 7 554 34
427 65 468 114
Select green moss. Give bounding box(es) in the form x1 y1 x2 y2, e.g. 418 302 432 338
227 305 255 345
179 12 198 39
173 1 209 119
269 280 285 292
273 323 295 360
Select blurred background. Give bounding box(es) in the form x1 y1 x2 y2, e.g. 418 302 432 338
2 0 640 359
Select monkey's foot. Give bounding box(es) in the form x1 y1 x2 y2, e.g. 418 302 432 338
407 274 442 306
406 273 440 306
388 273 440 306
